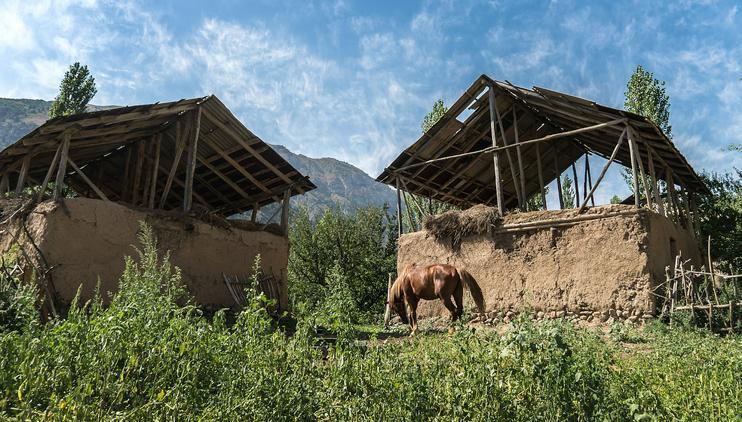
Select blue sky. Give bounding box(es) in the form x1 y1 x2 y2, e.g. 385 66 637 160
1 0 740 203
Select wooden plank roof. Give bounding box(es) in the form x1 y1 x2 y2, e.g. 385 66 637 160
0 96 315 216
377 74 706 210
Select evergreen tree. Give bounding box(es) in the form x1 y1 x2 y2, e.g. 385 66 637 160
561 175 575 208
421 99 447 133
49 62 97 118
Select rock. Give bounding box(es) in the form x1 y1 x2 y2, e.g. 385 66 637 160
556 310 566 318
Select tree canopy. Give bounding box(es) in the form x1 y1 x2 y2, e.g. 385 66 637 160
49 62 97 118
624 65 672 138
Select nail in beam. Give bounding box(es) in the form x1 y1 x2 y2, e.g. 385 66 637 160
487 86 504 216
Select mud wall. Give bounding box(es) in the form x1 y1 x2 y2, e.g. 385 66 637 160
397 206 701 322
0 198 289 311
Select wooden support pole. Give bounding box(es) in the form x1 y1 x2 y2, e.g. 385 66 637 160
666 170 680 221
36 143 62 202
628 128 651 209
582 154 589 207
148 134 161 208
14 154 31 195
680 186 694 232
554 147 564 209
578 128 627 213
536 143 546 210
0 172 9 194
513 107 526 210
141 140 153 207
280 187 291 237
121 147 132 201
492 93 522 207
251 203 259 223
160 121 186 209
396 177 403 236
53 133 71 201
627 130 639 207
487 87 504 215
571 161 580 207
383 273 394 328
647 148 664 216
67 157 108 201
183 107 202 212
131 141 145 205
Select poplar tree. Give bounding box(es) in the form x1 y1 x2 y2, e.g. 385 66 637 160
49 62 97 118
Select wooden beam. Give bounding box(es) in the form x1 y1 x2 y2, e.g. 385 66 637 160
571 161 580 207
492 90 522 207
554 146 564 209
584 153 595 207
647 147 664 216
251 203 259 223
184 107 202 212
536 143 546 210
148 133 161 208
67 157 108 201
159 120 187 209
0 172 9 194
488 87 504 215
628 129 652 209
195 156 251 200
627 130 639 207
513 107 526 210
36 143 62 202
201 108 293 184
396 177 403 236
14 154 32 195
53 133 71 201
280 188 291 237
579 128 627 213
131 141 145 205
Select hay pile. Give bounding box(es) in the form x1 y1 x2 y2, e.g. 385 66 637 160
423 204 501 250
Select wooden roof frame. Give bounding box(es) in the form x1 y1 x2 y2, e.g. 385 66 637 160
377 75 707 216
0 96 316 217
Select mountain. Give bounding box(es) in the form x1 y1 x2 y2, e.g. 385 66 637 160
0 98 396 215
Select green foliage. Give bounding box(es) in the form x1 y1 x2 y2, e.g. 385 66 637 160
624 65 672 138
696 170 742 272
622 64 672 198
288 205 397 321
421 99 447 133
561 175 575 208
610 194 623 204
0 232 739 420
525 185 549 211
48 62 97 118
0 250 39 334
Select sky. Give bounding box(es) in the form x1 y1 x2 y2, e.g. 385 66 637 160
1 0 740 203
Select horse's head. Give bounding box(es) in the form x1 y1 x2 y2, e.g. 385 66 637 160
388 275 409 324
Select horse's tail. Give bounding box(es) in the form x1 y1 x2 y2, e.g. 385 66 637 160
458 268 486 316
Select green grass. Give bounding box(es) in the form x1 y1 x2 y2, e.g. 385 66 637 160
0 226 739 420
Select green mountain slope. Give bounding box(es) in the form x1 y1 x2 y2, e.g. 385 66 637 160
0 98 396 214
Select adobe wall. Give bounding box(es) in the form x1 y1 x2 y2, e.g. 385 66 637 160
397 205 700 322
0 198 289 311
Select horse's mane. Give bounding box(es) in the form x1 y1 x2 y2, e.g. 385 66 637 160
390 264 414 303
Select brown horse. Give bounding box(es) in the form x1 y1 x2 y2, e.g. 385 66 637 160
388 263 485 335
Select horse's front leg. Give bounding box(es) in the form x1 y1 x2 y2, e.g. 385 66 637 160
407 298 419 336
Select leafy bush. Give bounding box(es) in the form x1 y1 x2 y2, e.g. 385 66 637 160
288 205 397 321
0 223 739 420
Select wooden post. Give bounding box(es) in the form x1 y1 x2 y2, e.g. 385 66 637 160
183 107 202 212
396 176 403 236
554 147 564 209
680 186 694 232
383 273 394 327
36 143 62 202
281 188 291 237
67 158 108 201
647 148 664 216
53 133 71 201
628 129 651 209
251 203 259 223
148 134 161 208
667 170 680 221
131 141 145 205
14 154 31 195
0 172 9 194
578 128 626 213
586 154 595 206
627 131 639 207
492 95 522 207
122 147 132 201
536 143 546 210
571 161 580 207
160 121 187 209
513 107 526 210
488 87 504 215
